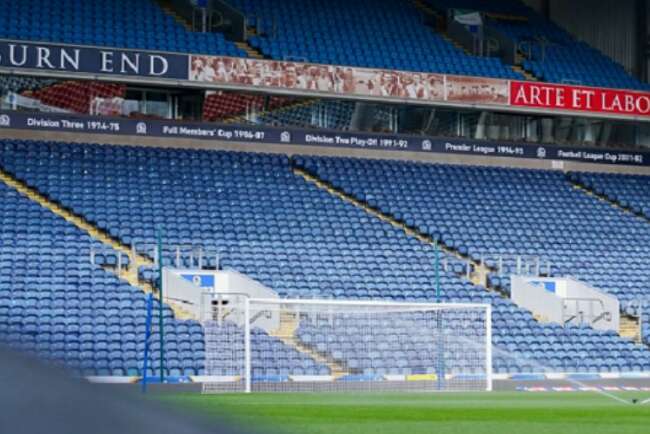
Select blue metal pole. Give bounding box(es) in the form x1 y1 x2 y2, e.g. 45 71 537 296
141 292 154 393
434 241 444 390
157 230 165 384
435 241 440 303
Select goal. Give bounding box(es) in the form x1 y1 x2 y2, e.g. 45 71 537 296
201 296 492 393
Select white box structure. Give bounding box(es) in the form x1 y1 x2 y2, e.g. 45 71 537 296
511 276 619 332
201 297 492 393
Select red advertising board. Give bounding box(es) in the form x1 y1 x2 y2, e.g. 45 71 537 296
510 81 650 118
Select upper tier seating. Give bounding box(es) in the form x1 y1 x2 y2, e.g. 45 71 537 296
0 0 245 56
429 0 648 90
227 0 521 79
295 156 650 316
1 139 650 374
0 0 642 90
493 20 647 90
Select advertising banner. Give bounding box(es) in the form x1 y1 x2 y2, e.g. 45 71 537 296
0 110 647 167
445 75 509 104
189 55 511 106
511 81 650 118
2 39 650 121
189 56 650 121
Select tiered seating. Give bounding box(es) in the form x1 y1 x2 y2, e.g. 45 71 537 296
572 172 650 219
0 182 192 376
429 0 647 89
202 92 295 122
228 0 520 78
0 0 642 90
0 0 245 56
295 157 650 315
0 175 321 377
568 171 650 341
26 81 126 114
495 20 646 89
2 140 650 373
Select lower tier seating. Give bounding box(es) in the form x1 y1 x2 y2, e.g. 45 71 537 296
1 139 650 373
0 181 323 377
295 156 650 317
572 172 650 220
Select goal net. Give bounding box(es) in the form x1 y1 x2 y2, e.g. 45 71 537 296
201 296 492 393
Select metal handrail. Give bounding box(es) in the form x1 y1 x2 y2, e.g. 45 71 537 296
562 297 609 327
480 254 550 277
129 242 221 270
89 245 129 277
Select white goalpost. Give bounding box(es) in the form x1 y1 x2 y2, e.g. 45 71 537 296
201 296 492 393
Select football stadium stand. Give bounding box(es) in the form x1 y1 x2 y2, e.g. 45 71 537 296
568 171 650 343
1 140 650 375
295 156 650 316
571 172 650 221
0 0 649 387
0 0 643 89
0 171 330 377
238 99 402 132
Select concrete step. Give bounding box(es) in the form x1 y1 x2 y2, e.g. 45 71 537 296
512 65 538 81
619 315 640 343
269 311 349 378
157 0 192 31
235 41 265 59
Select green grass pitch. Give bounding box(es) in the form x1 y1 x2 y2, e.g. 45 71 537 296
161 391 650 434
